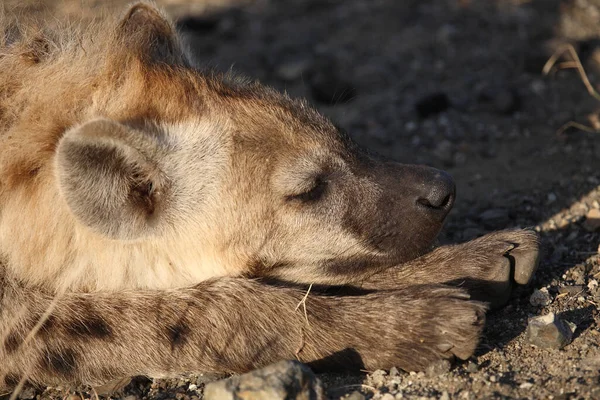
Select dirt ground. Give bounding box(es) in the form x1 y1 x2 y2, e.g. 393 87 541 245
4 0 600 399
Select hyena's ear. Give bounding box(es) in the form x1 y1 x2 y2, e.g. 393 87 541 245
115 2 186 65
56 119 171 240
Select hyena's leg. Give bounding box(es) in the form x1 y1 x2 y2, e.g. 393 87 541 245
362 229 540 309
0 275 485 391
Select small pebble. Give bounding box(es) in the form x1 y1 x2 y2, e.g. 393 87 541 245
203 360 324 400
530 288 552 307
466 361 479 373
582 209 600 232
425 359 451 377
526 312 576 349
17 387 36 400
520 382 534 389
370 369 387 387
347 391 366 400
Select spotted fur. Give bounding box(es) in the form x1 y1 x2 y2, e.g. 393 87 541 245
0 2 539 393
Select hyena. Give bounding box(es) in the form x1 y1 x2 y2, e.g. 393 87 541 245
0 2 540 393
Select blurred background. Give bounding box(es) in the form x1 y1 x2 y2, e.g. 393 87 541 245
4 1 600 398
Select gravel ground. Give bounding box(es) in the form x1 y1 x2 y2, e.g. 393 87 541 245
4 0 600 399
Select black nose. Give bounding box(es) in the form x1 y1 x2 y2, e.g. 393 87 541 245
415 170 455 217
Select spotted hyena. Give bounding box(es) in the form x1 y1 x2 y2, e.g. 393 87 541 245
0 2 540 393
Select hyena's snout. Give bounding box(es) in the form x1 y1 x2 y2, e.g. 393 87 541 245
413 169 455 221
377 162 456 223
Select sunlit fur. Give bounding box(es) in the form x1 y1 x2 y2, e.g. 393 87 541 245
0 2 539 393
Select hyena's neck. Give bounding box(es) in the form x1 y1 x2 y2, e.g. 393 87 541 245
0 181 233 292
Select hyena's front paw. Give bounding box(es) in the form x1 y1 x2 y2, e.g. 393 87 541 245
450 228 540 309
363 287 486 372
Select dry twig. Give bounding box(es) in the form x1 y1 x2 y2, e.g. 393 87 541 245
543 44 600 136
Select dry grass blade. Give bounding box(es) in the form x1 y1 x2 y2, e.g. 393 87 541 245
543 44 600 136
295 283 313 326
542 44 600 101
8 295 62 400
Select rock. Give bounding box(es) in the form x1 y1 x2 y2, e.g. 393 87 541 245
425 359 451 377
582 208 600 232
526 313 576 349
347 391 367 400
370 369 387 387
389 366 400 377
415 92 451 119
558 285 585 295
203 360 324 400
519 382 534 389
478 208 510 229
440 391 450 400
381 394 395 400
466 361 478 373
530 288 552 307
92 376 133 396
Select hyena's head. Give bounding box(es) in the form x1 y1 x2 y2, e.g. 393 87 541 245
1 3 454 288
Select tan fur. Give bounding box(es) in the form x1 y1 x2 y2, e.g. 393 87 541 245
0 2 540 393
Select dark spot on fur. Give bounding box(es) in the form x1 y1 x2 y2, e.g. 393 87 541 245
3 331 22 355
66 315 113 339
39 314 56 338
112 299 128 314
21 37 50 65
244 258 290 278
166 322 191 350
323 256 386 276
28 167 40 177
40 348 77 378
4 373 21 388
3 313 56 354
65 299 112 339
